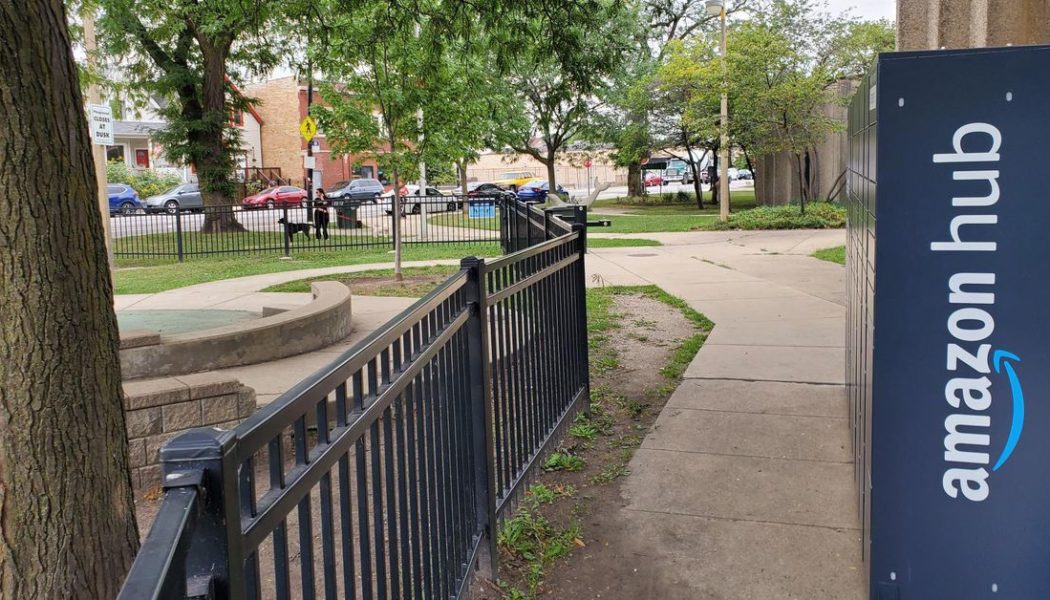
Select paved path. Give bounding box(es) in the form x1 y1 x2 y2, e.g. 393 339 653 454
586 228 864 599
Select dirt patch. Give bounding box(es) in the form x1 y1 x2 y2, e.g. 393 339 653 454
474 290 706 599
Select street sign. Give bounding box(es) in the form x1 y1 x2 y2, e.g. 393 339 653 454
87 103 113 145
583 159 592 168
299 115 317 142
852 45 1050 598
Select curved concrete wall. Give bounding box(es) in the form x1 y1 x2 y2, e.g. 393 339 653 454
121 282 352 379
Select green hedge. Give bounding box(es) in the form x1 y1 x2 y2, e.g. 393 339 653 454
721 202 846 230
107 162 182 198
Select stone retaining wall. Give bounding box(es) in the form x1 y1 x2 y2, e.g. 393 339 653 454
124 373 256 491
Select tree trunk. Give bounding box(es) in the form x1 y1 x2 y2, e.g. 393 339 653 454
196 40 245 233
459 159 469 217
544 156 557 193
681 134 702 209
0 2 139 597
794 153 807 215
743 147 756 196
627 162 642 197
711 152 720 208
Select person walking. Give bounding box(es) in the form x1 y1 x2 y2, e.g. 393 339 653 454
313 188 330 240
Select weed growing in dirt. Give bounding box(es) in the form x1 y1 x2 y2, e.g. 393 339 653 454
498 500 584 599
543 451 586 472
591 461 630 485
569 421 599 440
526 483 576 505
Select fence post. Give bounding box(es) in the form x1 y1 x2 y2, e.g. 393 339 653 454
573 206 587 253
572 223 591 406
460 255 499 580
175 206 185 263
543 209 551 240
282 206 291 258
159 428 245 600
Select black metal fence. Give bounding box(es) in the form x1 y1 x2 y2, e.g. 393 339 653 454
118 199 590 600
112 195 505 261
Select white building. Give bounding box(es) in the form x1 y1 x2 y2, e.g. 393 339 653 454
107 84 265 182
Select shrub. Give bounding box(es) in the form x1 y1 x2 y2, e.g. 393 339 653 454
107 161 183 198
713 202 846 230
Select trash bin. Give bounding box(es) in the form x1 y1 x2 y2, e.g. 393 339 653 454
333 200 361 229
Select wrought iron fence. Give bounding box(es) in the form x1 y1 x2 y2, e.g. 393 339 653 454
112 195 505 262
117 199 590 600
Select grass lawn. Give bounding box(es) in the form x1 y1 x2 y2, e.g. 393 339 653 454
813 245 846 265
426 212 500 230
112 243 501 295
264 265 462 296
591 190 755 234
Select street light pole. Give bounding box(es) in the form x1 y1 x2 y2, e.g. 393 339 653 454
717 3 730 223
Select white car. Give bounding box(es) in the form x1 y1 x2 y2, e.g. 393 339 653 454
380 186 462 215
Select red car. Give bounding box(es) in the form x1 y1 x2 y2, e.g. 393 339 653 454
242 186 308 210
644 173 664 187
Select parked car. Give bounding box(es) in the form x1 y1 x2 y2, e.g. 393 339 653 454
241 186 308 210
380 185 461 215
736 169 754 180
327 178 384 205
107 184 144 215
492 171 536 191
144 183 203 214
456 182 517 201
516 179 569 203
644 173 664 187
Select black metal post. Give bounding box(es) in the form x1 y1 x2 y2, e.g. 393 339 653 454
572 222 591 407
158 428 245 600
543 209 551 240
460 255 499 578
573 206 587 253
175 207 184 263
282 206 291 257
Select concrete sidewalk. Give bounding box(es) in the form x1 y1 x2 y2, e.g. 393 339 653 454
587 229 863 599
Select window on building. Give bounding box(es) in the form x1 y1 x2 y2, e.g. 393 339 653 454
106 145 125 163
232 111 244 126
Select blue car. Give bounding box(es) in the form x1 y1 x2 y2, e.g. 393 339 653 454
516 180 568 202
107 184 144 215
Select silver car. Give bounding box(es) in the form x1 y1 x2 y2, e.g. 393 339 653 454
144 183 203 214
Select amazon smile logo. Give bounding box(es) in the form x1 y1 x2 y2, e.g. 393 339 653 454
932 122 1023 503
991 350 1023 472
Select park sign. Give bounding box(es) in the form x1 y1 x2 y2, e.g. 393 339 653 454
849 45 1050 598
87 103 113 145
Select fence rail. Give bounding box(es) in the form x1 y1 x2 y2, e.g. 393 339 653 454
118 199 590 600
112 195 505 261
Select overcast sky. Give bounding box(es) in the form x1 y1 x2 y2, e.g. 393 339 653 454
827 0 896 21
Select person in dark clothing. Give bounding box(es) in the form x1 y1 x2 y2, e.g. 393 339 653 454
313 188 330 240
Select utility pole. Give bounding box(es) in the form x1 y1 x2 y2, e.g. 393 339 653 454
716 1 730 223
82 8 113 268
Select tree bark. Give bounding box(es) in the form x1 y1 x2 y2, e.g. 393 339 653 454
196 40 245 233
681 135 702 209
0 2 139 597
743 147 756 197
544 153 557 193
627 162 642 197
459 159 469 217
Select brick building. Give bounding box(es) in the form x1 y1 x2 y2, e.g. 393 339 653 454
244 76 380 190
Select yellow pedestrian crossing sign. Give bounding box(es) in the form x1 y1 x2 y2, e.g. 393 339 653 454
299 115 317 142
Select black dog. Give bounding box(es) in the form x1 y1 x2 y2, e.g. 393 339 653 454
277 217 311 242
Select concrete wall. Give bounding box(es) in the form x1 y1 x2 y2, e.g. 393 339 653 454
897 0 1050 51
754 80 855 205
467 150 628 189
124 373 256 491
